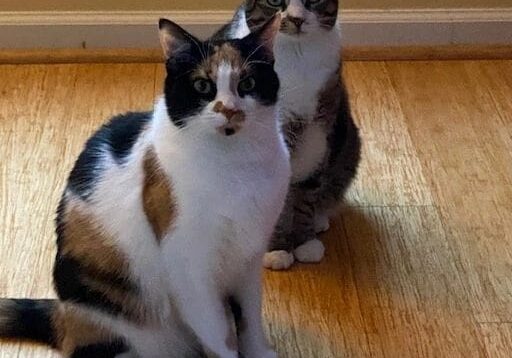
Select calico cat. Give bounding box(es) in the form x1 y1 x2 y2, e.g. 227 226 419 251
0 17 289 358
216 0 361 270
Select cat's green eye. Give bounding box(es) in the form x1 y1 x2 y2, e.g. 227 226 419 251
267 0 283 7
193 79 212 94
238 77 256 94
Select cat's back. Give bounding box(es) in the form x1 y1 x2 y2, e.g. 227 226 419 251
67 111 152 200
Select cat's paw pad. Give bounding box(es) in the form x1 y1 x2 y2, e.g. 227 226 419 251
294 239 325 263
314 213 330 233
263 250 294 270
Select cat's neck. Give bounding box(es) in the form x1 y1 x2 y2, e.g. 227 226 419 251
274 25 342 122
274 25 342 66
149 97 284 170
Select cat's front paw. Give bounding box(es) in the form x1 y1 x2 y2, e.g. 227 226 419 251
314 213 330 233
294 239 325 263
263 250 294 270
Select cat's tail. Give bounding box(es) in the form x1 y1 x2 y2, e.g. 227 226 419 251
0 298 57 346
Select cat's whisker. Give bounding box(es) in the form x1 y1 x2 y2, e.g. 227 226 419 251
242 43 266 70
245 60 272 67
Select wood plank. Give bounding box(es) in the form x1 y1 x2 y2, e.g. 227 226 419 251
463 61 512 154
263 219 371 358
386 61 512 323
3 60 512 357
0 65 77 358
0 45 511 65
343 206 485 357
479 323 512 358
0 64 156 357
343 62 434 206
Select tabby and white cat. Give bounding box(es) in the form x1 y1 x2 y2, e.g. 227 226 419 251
0 17 289 358
216 0 361 270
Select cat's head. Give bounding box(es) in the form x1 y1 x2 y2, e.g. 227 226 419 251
159 17 280 137
245 0 338 37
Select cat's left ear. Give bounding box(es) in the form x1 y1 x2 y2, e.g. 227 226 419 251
248 14 282 58
159 18 197 59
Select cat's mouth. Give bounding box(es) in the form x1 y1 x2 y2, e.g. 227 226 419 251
213 101 245 136
217 124 239 136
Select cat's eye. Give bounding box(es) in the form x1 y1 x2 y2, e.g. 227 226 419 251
193 79 212 94
267 0 283 7
238 77 256 94
308 0 323 4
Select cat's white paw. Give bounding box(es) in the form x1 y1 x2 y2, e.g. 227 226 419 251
263 250 294 270
294 239 325 263
314 213 330 233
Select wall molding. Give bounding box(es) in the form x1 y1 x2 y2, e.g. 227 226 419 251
1 8 511 26
0 8 511 49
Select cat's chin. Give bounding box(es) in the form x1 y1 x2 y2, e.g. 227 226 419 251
279 31 305 39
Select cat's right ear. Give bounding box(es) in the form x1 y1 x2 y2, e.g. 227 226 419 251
158 18 196 59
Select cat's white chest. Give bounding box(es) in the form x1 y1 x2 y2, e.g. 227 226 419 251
274 30 341 122
291 123 327 183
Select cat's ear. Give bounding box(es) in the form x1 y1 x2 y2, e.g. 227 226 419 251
249 14 281 58
158 18 197 59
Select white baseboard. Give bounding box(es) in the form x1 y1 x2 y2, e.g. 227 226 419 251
0 8 511 49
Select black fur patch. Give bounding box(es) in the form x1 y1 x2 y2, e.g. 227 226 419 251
53 253 138 319
233 36 279 106
67 111 151 200
71 340 128 358
164 41 215 127
228 296 243 332
0 299 56 346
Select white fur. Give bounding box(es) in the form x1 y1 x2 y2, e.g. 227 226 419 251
290 122 327 183
263 250 295 271
294 239 325 263
75 61 290 357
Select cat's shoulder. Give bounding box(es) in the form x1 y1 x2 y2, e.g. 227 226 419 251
68 111 152 199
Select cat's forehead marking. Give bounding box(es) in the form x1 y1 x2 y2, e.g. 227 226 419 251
197 43 243 81
216 62 235 94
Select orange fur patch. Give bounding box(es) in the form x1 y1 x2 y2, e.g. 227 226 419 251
59 199 148 323
53 304 113 355
142 148 178 242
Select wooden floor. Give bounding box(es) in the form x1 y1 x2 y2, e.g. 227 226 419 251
1 61 511 357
